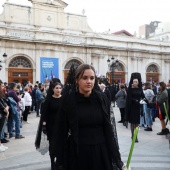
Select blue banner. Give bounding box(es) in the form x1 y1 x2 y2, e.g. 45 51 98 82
40 57 59 83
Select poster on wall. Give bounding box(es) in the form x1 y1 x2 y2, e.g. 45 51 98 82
40 57 59 84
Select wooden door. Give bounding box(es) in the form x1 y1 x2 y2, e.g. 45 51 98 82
8 68 33 84
146 73 159 83
107 71 125 84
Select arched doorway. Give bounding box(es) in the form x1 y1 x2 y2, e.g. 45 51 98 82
146 64 159 83
8 57 33 85
64 59 82 83
107 62 125 84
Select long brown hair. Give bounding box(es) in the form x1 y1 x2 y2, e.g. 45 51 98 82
75 64 95 81
144 82 151 90
159 82 166 91
75 64 100 91
0 81 4 99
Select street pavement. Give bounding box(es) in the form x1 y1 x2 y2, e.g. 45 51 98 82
0 106 170 170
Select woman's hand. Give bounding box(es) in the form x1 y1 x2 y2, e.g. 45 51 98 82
42 125 47 135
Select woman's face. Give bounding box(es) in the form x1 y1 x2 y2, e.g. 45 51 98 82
132 79 139 88
158 85 162 91
13 85 17 91
76 69 95 96
53 84 62 96
0 83 4 90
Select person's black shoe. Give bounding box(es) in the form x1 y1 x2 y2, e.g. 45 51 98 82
135 138 139 143
1 138 9 143
4 132 8 138
144 127 152 131
9 134 14 138
118 120 123 123
157 128 169 135
131 137 139 143
15 135 25 139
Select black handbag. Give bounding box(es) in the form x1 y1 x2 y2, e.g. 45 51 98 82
147 102 156 109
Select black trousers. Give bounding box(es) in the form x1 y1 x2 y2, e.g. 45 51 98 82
23 106 30 122
119 108 125 122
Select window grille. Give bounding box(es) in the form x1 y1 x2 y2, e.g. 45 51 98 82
9 57 31 68
146 64 158 72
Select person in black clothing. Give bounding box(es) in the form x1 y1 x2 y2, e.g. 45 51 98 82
125 73 147 142
50 64 125 170
35 78 62 170
42 82 62 170
31 85 38 112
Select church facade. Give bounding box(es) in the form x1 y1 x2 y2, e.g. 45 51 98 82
0 0 170 84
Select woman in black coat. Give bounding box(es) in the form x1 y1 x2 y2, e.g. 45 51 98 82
35 78 62 170
50 64 125 170
125 73 146 142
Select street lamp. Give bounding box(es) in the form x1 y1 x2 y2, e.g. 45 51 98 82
3 53 7 58
107 56 119 84
0 53 8 71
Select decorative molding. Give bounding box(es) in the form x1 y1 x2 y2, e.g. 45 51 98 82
47 16 51 21
131 57 137 61
130 56 143 61
164 60 170 63
137 57 143 61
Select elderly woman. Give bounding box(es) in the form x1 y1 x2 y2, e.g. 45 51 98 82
115 84 127 123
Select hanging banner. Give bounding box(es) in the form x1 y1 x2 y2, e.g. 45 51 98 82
40 57 59 84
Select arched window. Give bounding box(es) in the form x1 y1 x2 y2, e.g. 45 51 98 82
64 59 82 69
9 57 31 68
110 62 124 71
146 64 158 73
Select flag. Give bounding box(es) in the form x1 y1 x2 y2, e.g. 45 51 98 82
45 74 48 80
44 74 49 83
51 70 54 80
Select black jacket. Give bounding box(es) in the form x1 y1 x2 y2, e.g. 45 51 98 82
50 89 122 169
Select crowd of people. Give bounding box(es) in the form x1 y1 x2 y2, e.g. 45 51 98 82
0 63 170 170
0 80 49 152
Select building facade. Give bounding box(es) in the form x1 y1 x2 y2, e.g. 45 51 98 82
0 0 170 84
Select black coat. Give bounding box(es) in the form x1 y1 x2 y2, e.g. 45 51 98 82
125 87 145 124
50 89 122 170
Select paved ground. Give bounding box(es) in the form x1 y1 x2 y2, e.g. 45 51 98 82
0 107 170 170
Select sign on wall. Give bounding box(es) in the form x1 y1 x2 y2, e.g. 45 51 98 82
40 57 59 83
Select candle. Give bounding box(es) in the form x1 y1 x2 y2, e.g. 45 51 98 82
163 102 169 121
126 127 139 169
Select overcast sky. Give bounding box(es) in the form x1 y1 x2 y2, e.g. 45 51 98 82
0 0 170 34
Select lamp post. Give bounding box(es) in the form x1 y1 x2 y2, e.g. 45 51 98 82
0 53 8 70
3 53 7 58
107 56 119 84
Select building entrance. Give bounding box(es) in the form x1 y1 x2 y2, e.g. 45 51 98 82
8 57 33 85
